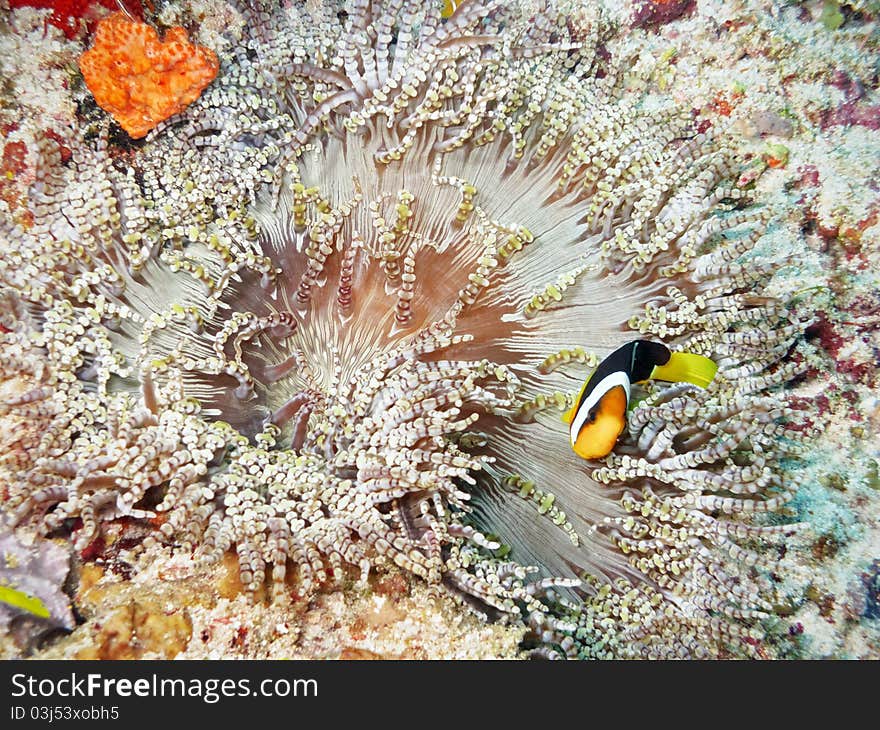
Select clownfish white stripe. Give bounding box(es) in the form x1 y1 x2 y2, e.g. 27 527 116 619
569 370 630 446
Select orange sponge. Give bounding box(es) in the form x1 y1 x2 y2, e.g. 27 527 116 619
79 12 218 139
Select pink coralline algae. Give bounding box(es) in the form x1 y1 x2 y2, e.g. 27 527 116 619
819 70 880 130
632 0 696 29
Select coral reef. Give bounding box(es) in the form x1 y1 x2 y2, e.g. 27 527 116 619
25 549 523 659
79 11 219 138
6 0 874 659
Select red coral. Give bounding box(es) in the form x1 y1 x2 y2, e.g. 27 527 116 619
838 359 875 385
783 393 821 435
8 0 142 40
706 87 745 119
806 312 845 359
805 312 878 386
43 129 72 163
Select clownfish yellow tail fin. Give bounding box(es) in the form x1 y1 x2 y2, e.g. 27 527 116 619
650 351 718 389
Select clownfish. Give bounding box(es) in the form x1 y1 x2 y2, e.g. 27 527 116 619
562 340 718 460
441 0 463 19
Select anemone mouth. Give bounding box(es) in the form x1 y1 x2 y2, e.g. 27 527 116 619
0 0 812 658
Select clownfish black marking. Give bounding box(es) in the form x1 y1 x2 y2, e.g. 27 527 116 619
562 339 718 461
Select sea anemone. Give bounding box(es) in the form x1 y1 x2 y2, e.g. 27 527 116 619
0 0 811 659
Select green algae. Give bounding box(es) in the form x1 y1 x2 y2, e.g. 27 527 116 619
820 1 845 31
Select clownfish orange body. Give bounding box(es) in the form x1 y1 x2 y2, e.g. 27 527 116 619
563 340 718 461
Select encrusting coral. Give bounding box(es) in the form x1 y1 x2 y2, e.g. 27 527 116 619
79 11 219 139
0 0 814 658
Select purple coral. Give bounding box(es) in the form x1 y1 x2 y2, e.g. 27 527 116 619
0 521 74 651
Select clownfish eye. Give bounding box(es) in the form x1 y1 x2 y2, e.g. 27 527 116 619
587 410 597 423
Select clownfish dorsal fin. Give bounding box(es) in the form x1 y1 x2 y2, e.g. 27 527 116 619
649 351 718 388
